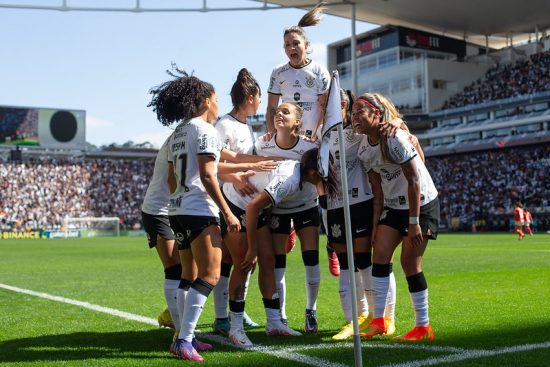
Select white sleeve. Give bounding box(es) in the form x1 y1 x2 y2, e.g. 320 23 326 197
264 171 298 206
387 132 417 164
317 65 331 95
196 125 221 156
268 67 281 95
215 122 233 151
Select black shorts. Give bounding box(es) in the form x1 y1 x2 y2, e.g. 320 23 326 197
141 211 175 248
220 194 268 238
378 198 440 240
169 215 220 250
270 206 320 235
327 199 373 244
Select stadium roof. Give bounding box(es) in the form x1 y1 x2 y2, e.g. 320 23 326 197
262 0 550 48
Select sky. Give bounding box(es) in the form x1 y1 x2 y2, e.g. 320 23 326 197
0 0 375 148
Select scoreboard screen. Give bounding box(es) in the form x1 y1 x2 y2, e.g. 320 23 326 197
0 105 85 149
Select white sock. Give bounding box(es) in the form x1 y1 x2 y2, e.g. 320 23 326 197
305 264 320 310
163 279 180 329
355 270 368 316
410 289 429 326
359 266 374 316
275 267 287 319
385 272 396 320
339 269 352 322
176 286 188 332
229 299 245 331
213 275 229 319
373 275 390 319
179 287 209 342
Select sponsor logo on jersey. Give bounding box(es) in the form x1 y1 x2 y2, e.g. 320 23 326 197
392 145 404 162
398 196 406 205
269 76 275 90
294 92 300 101
352 188 358 197
294 79 300 86
380 167 401 181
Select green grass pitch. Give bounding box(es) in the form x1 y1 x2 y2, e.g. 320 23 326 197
1 233 549 366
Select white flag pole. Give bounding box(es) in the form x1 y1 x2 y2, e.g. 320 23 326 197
336 123 363 367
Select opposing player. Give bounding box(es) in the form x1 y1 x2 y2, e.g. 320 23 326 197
256 102 320 332
354 92 439 341
149 69 241 362
514 202 525 240
523 208 534 236
266 2 330 139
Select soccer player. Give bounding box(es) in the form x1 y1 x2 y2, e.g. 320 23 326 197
141 137 181 333
266 2 330 140
149 69 241 362
514 202 525 240
354 92 439 341
327 89 396 340
523 208 534 236
255 102 320 333
212 68 262 337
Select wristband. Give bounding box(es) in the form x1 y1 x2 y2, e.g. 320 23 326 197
409 216 419 225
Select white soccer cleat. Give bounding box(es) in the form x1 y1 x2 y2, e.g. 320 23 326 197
229 328 253 347
265 320 302 336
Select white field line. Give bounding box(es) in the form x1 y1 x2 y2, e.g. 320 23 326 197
379 341 550 367
2 283 549 367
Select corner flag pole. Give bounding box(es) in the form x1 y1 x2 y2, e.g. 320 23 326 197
319 71 363 367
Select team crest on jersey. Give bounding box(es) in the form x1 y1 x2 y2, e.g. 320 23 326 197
294 92 300 101
331 224 342 239
270 216 280 230
305 75 315 88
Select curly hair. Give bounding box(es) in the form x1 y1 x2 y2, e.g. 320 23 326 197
283 2 326 45
148 66 215 127
230 68 261 111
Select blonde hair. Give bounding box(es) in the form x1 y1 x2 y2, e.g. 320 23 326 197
356 92 407 164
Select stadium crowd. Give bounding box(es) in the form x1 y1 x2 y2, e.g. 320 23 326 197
0 156 152 231
441 50 550 109
1 144 548 233
427 144 550 231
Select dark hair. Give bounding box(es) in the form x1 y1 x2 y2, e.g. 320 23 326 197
300 147 338 197
283 2 326 45
148 66 215 127
339 89 355 124
230 68 261 111
279 102 304 134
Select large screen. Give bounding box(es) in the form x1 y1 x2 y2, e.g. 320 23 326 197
0 105 85 149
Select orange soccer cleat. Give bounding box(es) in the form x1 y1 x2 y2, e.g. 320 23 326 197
393 324 434 341
327 249 340 277
286 226 296 253
360 317 387 338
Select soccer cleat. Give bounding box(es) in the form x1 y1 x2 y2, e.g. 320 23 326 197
213 317 230 336
384 317 396 336
243 312 261 329
286 226 296 253
177 339 204 362
265 320 302 336
158 308 175 329
332 314 371 341
360 317 387 338
327 249 340 277
229 328 254 347
304 309 318 333
192 337 213 352
169 338 180 356
393 325 434 341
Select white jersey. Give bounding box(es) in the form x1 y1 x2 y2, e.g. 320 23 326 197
357 129 438 210
223 160 304 211
326 125 374 209
167 117 223 217
141 138 171 216
215 114 255 155
255 135 319 214
268 60 330 138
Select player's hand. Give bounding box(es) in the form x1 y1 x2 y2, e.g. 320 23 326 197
233 171 257 197
408 223 423 247
241 249 257 273
252 160 278 172
408 134 420 148
379 118 403 137
259 131 273 141
225 212 241 233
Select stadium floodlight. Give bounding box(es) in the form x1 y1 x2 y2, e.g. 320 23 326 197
63 216 120 238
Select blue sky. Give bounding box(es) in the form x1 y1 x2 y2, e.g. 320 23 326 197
0 0 374 147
